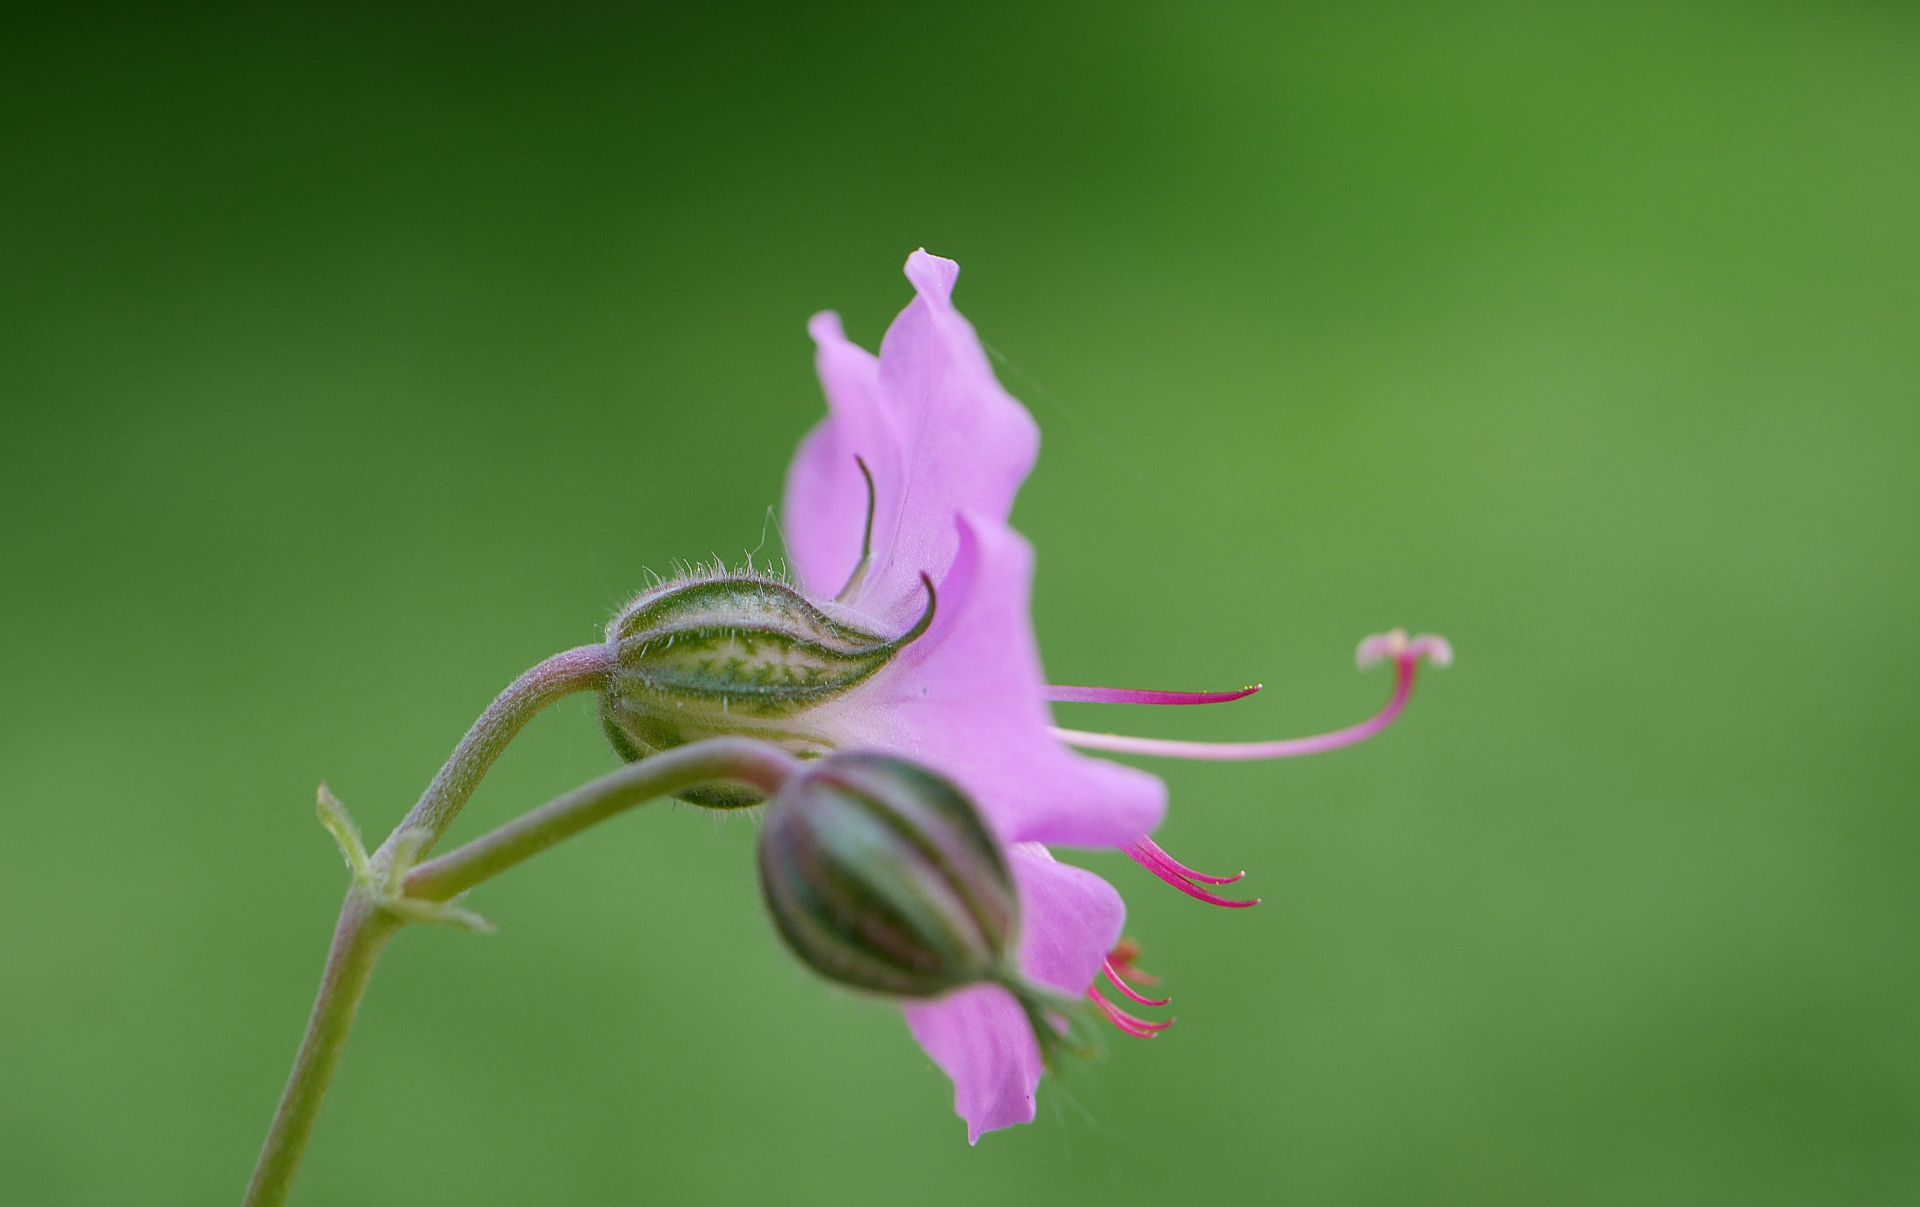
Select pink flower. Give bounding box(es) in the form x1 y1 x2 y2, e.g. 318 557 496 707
776 250 1451 1142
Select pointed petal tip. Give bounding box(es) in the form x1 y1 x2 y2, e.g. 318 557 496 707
905 249 960 304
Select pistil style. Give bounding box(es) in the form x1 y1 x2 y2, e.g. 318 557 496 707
1051 630 1451 762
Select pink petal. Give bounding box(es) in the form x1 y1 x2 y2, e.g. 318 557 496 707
831 513 1166 849
782 313 899 600
782 251 1038 627
904 847 1125 1144
902 985 1037 1144
1010 846 1129 995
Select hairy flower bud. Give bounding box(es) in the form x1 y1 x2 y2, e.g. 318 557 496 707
757 752 1090 1064
598 571 933 806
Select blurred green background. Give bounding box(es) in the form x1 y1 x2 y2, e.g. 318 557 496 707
3 3 1916 1203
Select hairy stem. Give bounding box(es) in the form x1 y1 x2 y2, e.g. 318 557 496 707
405 738 799 902
378 643 613 861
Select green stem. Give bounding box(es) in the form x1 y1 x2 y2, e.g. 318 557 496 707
377 643 613 861
242 897 401 1207
246 728 799 1206
246 644 609 1206
405 738 799 902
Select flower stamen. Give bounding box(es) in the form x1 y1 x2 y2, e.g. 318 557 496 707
1088 987 1175 1038
1102 957 1171 1008
1131 836 1244 886
1051 630 1451 762
1125 839 1260 909
1105 938 1160 985
1044 683 1262 706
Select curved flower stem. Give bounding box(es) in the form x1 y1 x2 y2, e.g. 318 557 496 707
405 738 800 902
377 643 614 862
249 648 610 1207
245 634 795 1207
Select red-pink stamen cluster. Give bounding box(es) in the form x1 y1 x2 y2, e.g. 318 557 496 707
1124 836 1260 908
1088 940 1174 1038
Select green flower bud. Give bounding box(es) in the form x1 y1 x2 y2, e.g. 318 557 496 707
598 572 933 807
756 753 1094 1066
757 753 1017 998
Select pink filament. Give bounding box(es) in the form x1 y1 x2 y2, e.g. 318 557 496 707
1103 958 1172 1008
1044 683 1262 706
1088 988 1174 1038
1125 841 1260 909
1132 836 1245 885
1053 652 1424 762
